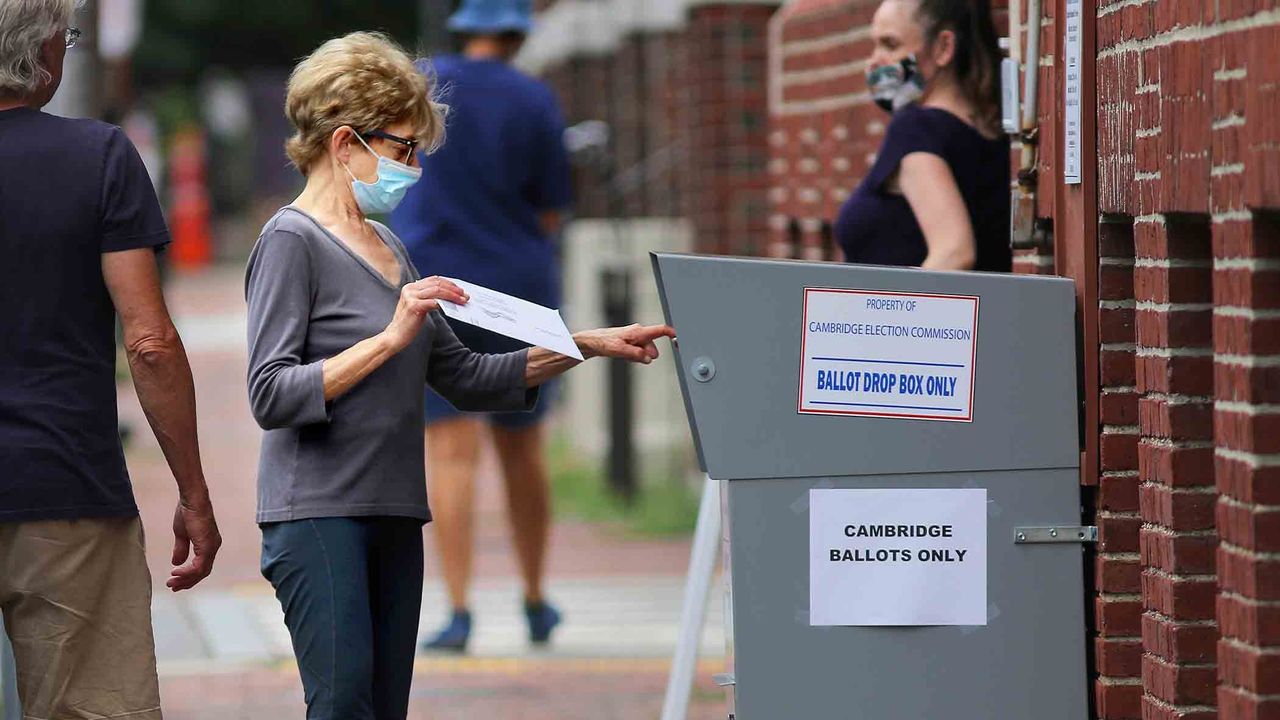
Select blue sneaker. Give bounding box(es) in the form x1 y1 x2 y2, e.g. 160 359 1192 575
524 600 562 644
420 609 471 652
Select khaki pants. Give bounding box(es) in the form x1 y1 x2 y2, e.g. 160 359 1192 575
0 517 162 720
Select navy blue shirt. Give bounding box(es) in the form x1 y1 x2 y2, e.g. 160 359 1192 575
390 56 573 308
0 107 169 522
835 104 1011 272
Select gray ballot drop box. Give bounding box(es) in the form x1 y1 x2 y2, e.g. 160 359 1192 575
651 253 1088 720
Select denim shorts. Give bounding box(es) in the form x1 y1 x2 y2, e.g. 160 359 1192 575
425 316 558 429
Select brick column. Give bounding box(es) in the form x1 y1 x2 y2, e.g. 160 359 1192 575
1096 218 1144 719
1092 19 1147 713
1135 215 1218 720
1214 209 1280 719
1129 20 1221 720
1215 20 1280 720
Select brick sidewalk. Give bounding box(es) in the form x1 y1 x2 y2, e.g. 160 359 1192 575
160 660 728 720
118 266 727 719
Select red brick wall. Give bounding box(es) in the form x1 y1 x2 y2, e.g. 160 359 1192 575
768 1 1280 718
1094 3 1280 718
768 0 879 260
537 2 778 255
687 3 776 254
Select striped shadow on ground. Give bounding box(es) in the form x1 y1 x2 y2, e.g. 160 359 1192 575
153 575 725 675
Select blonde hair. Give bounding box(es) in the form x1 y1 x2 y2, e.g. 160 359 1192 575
0 0 78 97
284 32 446 175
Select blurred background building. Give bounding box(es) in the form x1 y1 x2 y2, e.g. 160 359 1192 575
514 0 782 482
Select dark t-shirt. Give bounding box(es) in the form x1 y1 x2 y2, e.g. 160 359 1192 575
0 107 169 522
835 104 1011 272
389 56 573 308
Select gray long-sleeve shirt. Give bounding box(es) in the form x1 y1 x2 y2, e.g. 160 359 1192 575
245 207 536 523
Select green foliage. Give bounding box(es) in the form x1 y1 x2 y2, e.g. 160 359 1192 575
148 85 199 135
133 0 419 88
549 439 700 539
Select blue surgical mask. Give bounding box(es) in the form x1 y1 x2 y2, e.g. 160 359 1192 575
866 54 926 113
343 133 423 214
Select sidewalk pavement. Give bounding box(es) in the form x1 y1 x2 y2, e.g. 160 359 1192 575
119 266 727 719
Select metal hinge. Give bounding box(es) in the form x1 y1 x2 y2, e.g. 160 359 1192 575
1014 526 1098 544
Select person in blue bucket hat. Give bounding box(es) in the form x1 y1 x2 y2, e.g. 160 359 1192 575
390 0 574 653
446 0 534 34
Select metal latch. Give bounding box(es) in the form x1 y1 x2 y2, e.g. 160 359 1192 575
1014 526 1097 544
713 673 736 687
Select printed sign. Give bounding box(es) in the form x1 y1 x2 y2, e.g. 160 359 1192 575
1063 0 1083 184
809 488 988 626
798 288 979 422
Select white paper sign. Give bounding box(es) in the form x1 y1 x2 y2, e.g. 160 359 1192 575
437 278 584 360
1063 0 1083 184
798 288 979 422
809 488 988 626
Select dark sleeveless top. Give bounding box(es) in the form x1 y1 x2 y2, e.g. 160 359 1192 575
834 104 1011 272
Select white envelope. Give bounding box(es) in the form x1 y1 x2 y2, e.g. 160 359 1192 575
436 278 584 361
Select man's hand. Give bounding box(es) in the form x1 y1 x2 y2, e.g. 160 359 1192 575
168 500 221 591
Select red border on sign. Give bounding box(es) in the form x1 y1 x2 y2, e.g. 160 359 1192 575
797 287 981 422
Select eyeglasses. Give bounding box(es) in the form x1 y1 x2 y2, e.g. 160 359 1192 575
64 27 81 49
360 129 419 164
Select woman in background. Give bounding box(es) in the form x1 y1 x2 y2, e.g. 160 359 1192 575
835 0 1011 272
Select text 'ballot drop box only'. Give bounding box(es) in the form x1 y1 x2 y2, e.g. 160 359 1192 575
652 253 1088 720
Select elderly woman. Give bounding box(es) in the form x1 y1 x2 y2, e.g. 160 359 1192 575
246 32 673 718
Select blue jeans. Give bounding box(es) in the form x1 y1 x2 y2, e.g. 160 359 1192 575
1 617 18 720
261 517 424 720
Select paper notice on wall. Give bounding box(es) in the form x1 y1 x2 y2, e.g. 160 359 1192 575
798 288 980 422
1063 0 1083 184
809 488 988 626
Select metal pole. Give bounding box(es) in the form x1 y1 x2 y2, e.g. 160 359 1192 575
602 261 635 502
660 475 723 720
562 119 635 501
601 40 637 503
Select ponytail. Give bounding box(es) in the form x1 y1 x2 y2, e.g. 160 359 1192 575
913 0 1003 135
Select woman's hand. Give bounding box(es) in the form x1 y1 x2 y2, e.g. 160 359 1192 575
574 323 677 364
382 277 469 352
525 323 675 387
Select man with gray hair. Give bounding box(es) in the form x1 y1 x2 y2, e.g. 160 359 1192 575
0 1 221 717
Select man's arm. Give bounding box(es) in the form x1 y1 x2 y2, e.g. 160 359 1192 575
102 248 220 591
